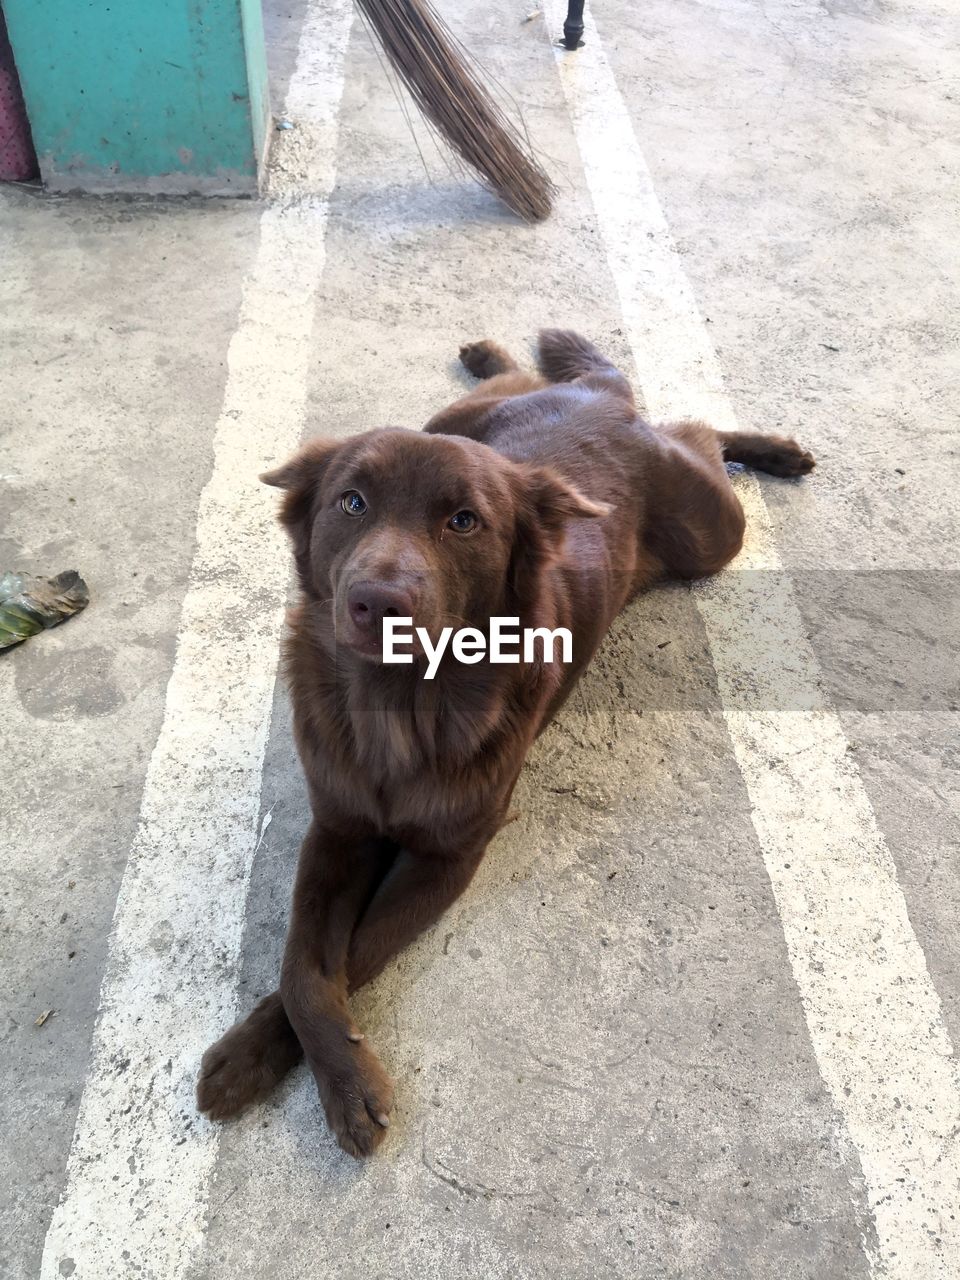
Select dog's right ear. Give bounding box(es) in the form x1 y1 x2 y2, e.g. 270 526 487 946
260 437 342 587
260 436 341 492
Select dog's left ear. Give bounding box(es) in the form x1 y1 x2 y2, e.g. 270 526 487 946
509 464 610 607
520 464 611 531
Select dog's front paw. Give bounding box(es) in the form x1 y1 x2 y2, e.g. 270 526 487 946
314 1041 394 1158
197 998 302 1120
459 339 511 380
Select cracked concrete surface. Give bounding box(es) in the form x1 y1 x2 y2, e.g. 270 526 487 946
1 0 958 1276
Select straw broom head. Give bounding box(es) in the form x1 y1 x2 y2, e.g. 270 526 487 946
355 0 553 221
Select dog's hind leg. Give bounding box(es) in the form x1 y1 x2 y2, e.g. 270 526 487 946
459 338 520 379
457 339 543 399
426 340 543 439
643 419 814 582
716 430 815 477
536 328 634 403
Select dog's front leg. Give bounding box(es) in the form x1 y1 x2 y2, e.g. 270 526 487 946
197 819 391 1141
346 845 486 993
280 821 397 1157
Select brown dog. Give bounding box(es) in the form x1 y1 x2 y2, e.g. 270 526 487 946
196 330 813 1155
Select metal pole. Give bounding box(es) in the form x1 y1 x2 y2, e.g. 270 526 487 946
562 0 585 49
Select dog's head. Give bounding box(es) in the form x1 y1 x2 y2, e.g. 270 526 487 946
262 427 607 661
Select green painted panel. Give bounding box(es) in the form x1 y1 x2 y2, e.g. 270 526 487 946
240 0 270 171
3 0 271 193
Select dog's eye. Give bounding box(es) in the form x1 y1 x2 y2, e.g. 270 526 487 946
341 490 367 517
448 510 478 533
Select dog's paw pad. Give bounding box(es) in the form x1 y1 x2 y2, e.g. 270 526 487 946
459 340 507 379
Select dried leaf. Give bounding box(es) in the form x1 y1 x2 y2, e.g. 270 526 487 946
0 570 89 650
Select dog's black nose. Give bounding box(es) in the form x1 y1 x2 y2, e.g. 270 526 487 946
347 581 414 632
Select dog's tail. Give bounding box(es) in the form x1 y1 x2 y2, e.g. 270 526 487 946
536 329 634 403
536 329 611 381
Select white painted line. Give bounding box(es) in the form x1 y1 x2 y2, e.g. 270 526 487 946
38 4 354 1276
545 4 960 1275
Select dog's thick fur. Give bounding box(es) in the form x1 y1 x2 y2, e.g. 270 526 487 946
197 331 814 1155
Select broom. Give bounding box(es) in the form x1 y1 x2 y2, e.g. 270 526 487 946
354 0 553 221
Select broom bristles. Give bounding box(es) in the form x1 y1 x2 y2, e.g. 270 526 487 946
355 0 553 221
